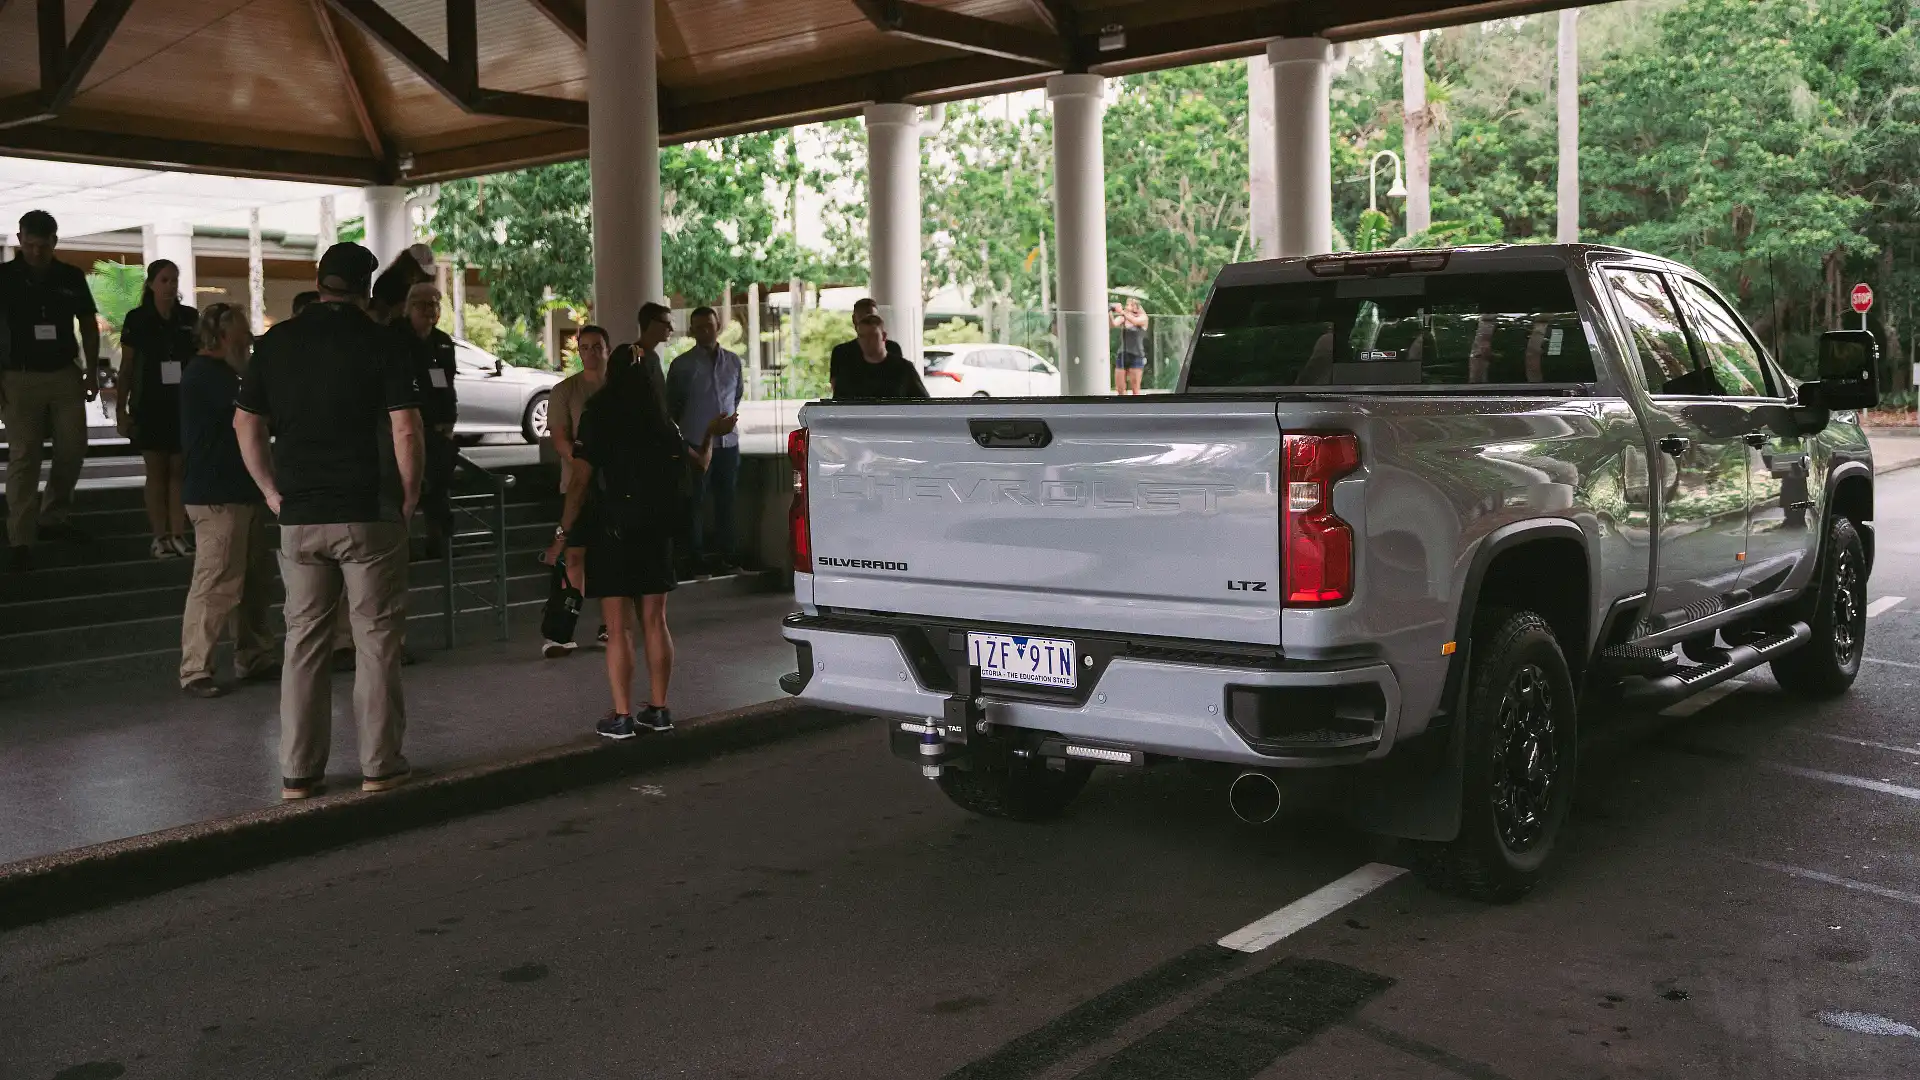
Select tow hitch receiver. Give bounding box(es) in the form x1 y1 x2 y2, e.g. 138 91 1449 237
889 665 987 777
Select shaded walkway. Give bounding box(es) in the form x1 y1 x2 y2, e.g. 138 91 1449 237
0 592 796 865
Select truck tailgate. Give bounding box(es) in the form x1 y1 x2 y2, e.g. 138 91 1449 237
800 400 1284 645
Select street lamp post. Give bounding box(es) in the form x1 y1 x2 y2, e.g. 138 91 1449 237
1369 150 1408 212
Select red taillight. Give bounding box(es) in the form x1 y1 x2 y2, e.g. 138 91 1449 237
927 370 963 382
1282 433 1360 606
788 427 811 573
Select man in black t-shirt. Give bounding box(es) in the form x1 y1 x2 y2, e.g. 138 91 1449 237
235 242 424 801
2 210 102 570
831 314 928 400
827 297 904 397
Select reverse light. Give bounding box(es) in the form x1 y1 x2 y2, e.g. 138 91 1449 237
1282 433 1360 606
788 428 811 573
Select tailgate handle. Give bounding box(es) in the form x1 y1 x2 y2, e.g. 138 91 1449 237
969 418 1052 449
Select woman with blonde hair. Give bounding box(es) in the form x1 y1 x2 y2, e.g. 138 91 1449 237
176 302 276 698
118 259 197 556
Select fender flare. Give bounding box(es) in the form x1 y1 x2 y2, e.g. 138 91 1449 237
1344 517 1592 843
1825 460 1874 572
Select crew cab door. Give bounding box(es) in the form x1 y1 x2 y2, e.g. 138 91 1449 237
1601 267 1750 628
1667 275 1818 597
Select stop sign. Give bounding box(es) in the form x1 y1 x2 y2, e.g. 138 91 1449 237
1852 283 1874 314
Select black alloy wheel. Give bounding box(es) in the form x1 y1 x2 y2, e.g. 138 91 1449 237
1772 515 1867 699
1491 663 1559 853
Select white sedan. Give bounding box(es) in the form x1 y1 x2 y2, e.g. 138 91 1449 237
921 343 1060 398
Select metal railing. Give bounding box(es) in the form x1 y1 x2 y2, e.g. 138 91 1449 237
441 451 511 647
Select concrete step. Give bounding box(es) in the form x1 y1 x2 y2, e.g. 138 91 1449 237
0 522 557 600
0 570 785 700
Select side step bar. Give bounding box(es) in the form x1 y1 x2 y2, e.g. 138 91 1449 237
1619 621 1811 708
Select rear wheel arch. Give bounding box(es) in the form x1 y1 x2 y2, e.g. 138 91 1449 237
1444 521 1594 703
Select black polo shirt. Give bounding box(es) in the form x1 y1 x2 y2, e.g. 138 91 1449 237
235 301 419 525
400 324 459 428
831 354 929 400
828 337 903 394
0 255 96 373
179 353 261 506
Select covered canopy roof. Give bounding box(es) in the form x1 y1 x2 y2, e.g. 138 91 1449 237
0 0 1581 186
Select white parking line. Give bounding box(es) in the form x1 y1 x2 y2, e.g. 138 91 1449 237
1787 726 1920 758
1865 657 1920 672
1866 595 1907 618
1216 863 1408 953
1661 677 1751 718
1764 761 1920 801
1742 858 1920 907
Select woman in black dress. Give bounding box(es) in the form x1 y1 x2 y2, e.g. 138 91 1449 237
543 309 736 739
117 259 197 558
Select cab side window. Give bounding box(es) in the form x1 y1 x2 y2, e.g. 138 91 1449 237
1673 278 1771 397
1602 269 1717 397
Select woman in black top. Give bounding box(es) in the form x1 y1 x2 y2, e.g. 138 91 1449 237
543 308 736 739
117 259 197 557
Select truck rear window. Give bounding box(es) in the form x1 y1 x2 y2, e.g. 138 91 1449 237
1187 271 1597 389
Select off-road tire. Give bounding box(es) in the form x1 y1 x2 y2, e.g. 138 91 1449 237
1770 516 1867 699
937 757 1093 822
1413 608 1579 904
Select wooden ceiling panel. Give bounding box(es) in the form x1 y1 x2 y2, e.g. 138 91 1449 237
72 2 366 147
473 2 587 95
0 0 1594 184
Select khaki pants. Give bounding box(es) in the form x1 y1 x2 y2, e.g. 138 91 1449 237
179 503 278 686
2 367 87 546
279 521 410 781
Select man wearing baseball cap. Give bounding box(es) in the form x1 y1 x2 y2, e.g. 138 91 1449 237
234 242 425 800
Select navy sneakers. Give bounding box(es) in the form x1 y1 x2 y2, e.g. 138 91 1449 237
596 712 638 740
636 706 675 733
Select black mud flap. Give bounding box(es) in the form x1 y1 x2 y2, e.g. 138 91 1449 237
1335 644 1470 842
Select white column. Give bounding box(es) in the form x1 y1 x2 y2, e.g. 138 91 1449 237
1402 33 1431 237
247 209 265 332
1268 38 1334 258
451 261 468 338
316 195 337 260
362 185 409 269
140 224 159 269
588 0 661 345
745 280 761 398
1247 56 1279 260
152 220 196 307
1556 8 1581 244
1048 73 1110 395
864 102 922 364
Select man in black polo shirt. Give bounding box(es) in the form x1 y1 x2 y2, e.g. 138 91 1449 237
235 242 424 800
2 210 102 570
827 297 905 396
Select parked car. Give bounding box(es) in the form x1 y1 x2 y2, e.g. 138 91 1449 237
453 338 560 443
922 343 1060 397
782 244 1880 903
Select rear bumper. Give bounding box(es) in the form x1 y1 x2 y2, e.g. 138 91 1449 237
781 617 1403 768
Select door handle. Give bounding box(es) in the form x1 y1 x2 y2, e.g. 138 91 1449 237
1657 435 1691 457
1742 432 1769 448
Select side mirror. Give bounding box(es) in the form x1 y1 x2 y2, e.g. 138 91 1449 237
492 358 504 377
1809 330 1880 412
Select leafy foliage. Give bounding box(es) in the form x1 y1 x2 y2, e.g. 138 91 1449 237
87 261 145 353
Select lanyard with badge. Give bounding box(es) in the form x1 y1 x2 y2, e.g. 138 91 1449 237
159 315 189 384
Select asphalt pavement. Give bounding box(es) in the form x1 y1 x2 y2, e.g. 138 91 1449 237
6 476 1920 1079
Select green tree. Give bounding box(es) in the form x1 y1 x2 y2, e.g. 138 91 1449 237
87 261 145 354
1103 63 1251 315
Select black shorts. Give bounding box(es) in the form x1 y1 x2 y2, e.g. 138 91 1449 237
584 524 676 599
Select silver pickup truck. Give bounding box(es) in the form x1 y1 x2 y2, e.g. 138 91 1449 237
779 245 1881 901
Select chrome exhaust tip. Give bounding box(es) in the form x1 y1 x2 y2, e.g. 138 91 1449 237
1228 771 1283 825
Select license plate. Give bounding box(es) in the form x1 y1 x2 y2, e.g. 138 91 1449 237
966 632 1078 689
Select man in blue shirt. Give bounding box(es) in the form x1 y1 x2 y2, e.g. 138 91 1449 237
665 306 742 575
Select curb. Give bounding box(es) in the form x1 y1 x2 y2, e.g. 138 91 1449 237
0 698 860 933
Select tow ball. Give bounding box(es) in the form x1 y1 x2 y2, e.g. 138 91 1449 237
889 665 988 778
